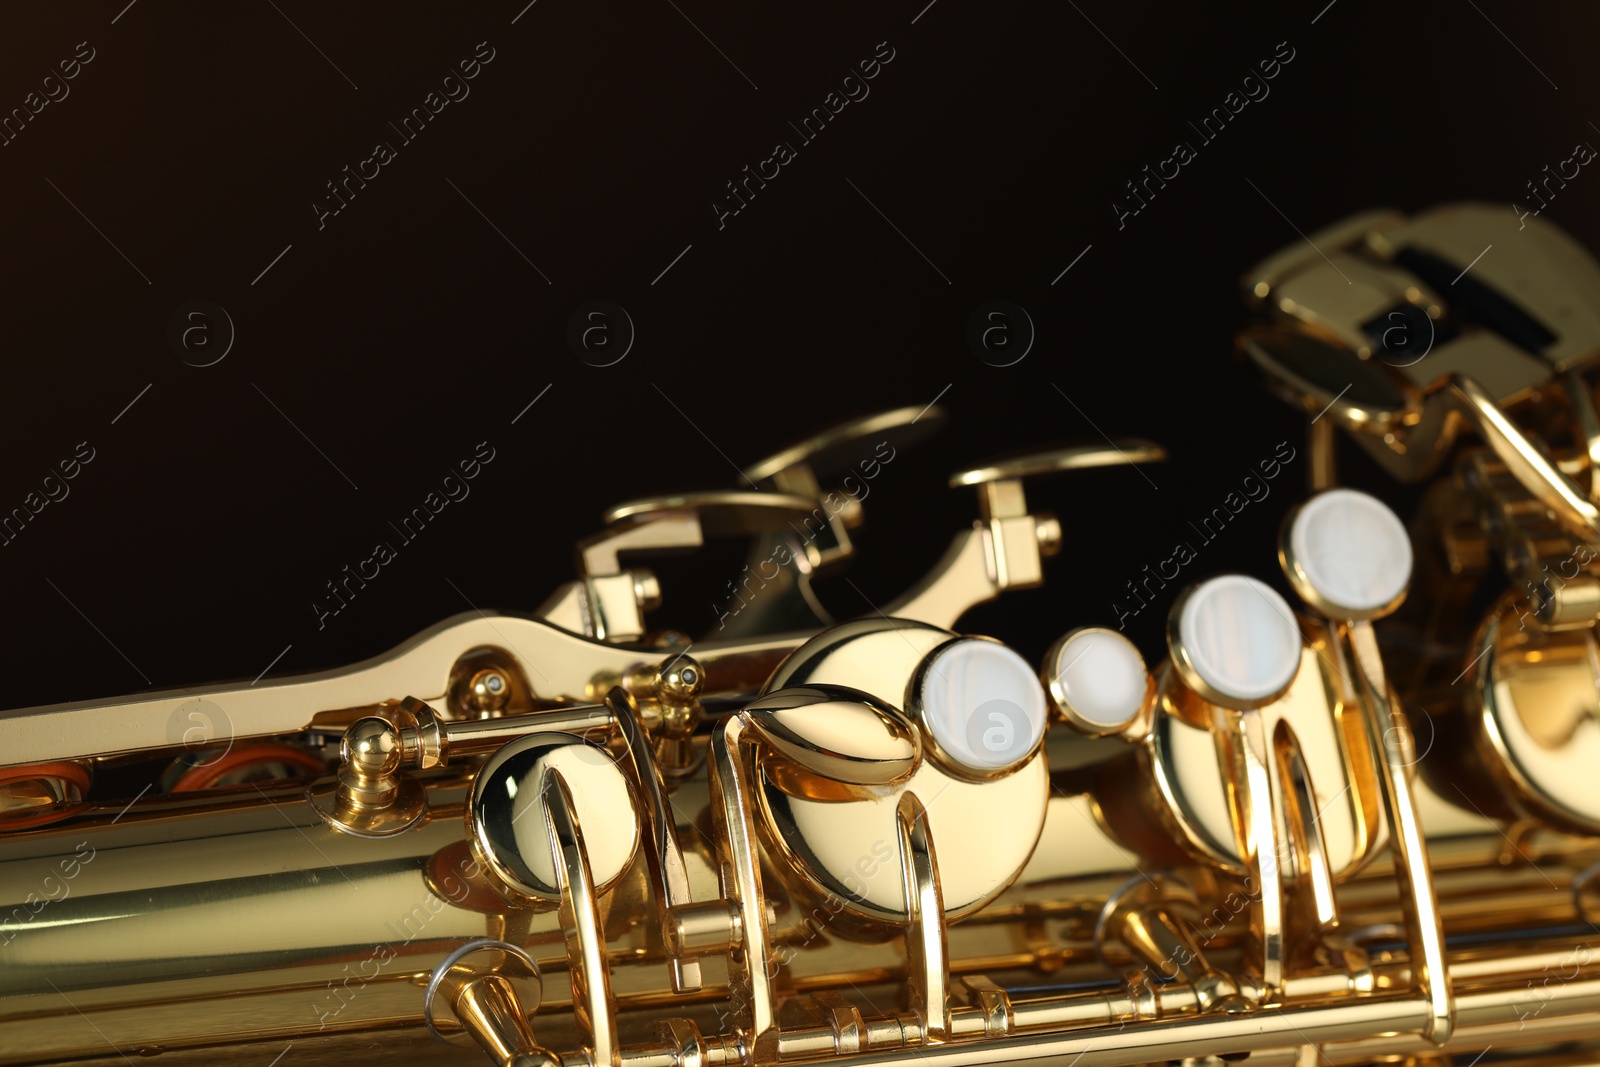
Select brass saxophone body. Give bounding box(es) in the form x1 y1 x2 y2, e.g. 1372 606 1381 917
4 203 1600 1067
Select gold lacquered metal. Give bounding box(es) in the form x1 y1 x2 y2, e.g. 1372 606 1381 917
947 441 1166 488
894 791 950 1042
423 939 553 1066
742 405 942 486
1277 487 1452 1042
741 686 920 798
1342 620 1453 1043
14 214 1600 1067
707 713 781 1059
540 768 621 1065
753 618 1050 924
720 411 938 640
1471 604 1600 834
466 731 640 905
1095 874 1248 1014
0 612 798 768
1240 322 1419 429
311 714 430 837
610 687 705 993
1043 627 1155 742
1239 203 1600 539
886 442 1163 628
540 490 820 643
600 491 820 536
1373 202 1600 374
1164 580 1303 712
759 738 1050 924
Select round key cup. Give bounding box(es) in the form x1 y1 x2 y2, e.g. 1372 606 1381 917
912 637 1049 779
1281 488 1412 622
1168 574 1303 711
1044 627 1152 740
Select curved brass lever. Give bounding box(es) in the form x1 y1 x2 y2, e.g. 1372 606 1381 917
1242 321 1600 540
741 684 920 799
887 441 1166 628
723 406 946 638
598 490 821 545
1165 574 1304 999
538 490 818 641
539 768 620 1066
1562 370 1600 502
946 441 1168 490
1401 375 1599 540
608 688 704 993
705 712 781 1059
1280 489 1454 1044
742 404 944 488
896 791 950 1043
668 687 920 1058
1096 874 1249 1014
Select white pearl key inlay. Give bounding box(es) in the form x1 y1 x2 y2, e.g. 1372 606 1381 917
1176 575 1301 708
1050 628 1148 732
916 638 1048 775
1288 489 1412 620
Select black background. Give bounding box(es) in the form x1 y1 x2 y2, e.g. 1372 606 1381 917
0 0 1594 711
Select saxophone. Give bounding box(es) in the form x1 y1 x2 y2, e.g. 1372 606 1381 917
4 202 1598 1067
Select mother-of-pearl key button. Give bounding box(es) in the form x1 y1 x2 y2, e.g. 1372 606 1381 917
1286 489 1412 620
469 732 640 904
1048 628 1148 734
1173 575 1302 709
914 637 1048 777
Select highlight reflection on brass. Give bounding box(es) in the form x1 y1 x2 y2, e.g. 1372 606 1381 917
741 686 920 798
1043 626 1153 741
1281 488 1452 1043
9 203 1600 1067
467 732 639 905
1473 605 1600 834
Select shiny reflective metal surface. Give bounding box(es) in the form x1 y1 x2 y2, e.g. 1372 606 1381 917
468 732 640 903
7 202 1600 1067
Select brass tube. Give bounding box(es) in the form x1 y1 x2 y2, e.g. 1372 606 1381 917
1325 977 1600 1062
442 705 615 756
768 998 1433 1067
5 769 1599 1066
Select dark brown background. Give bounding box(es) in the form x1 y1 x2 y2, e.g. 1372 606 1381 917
0 0 1593 709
